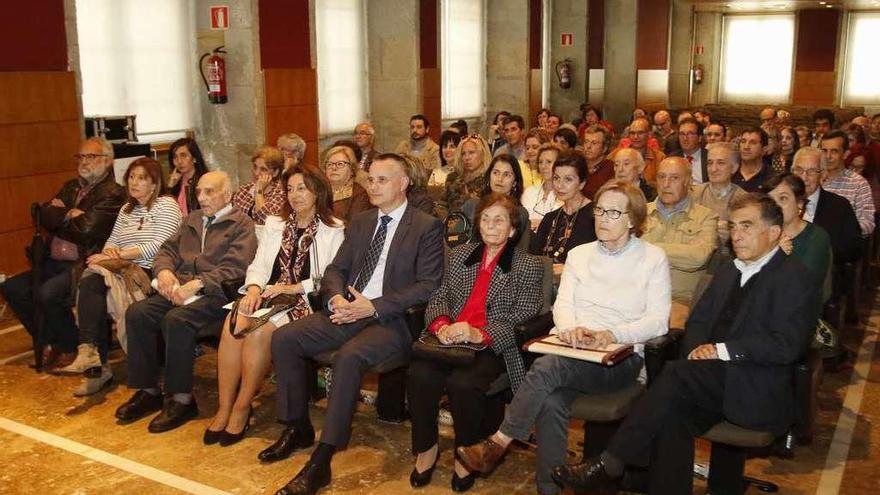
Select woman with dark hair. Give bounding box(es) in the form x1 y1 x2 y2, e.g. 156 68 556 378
204 165 345 446
232 145 287 232
577 104 615 141
773 126 800 174
462 154 532 250
553 128 578 151
61 157 182 395
408 193 544 492
322 145 371 222
521 143 563 231
458 181 671 495
451 119 469 136
428 129 463 200
530 150 598 275
168 137 208 216
763 173 831 298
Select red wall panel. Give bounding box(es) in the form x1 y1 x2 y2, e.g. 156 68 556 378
588 0 604 69
258 0 311 69
0 1 67 71
636 0 670 70
796 9 839 72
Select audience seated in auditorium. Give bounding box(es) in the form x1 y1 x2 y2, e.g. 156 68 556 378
704 122 727 144
692 142 749 262
322 145 371 223
277 133 307 172
612 117 665 185
205 166 344 447
760 106 777 135
427 129 462 200
642 157 718 326
694 108 711 128
396 114 440 172
439 134 492 218
0 137 126 371
791 147 863 267
796 125 813 149
457 181 671 495
400 153 436 216
231 145 287 233
408 193 544 492
551 194 818 495
545 113 562 136
494 114 527 161
653 110 680 155
265 154 443 495
461 154 531 250
61 158 181 396
613 147 656 202
820 129 875 236
522 128 549 186
774 125 800 175
576 103 615 141
552 127 578 152
671 117 708 184
530 150 598 275
353 122 378 173
581 124 615 200
521 143 563 231
168 137 209 216
115 171 257 433
733 127 774 193
763 173 832 303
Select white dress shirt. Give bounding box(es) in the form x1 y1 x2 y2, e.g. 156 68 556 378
361 201 408 300
803 187 821 223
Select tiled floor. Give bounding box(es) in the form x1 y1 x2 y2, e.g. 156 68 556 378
0 293 878 494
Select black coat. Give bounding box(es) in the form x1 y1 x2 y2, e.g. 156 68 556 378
671 147 709 184
813 187 864 264
681 251 817 435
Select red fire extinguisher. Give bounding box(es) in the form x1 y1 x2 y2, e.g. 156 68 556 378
693 63 704 84
555 59 572 89
200 46 228 104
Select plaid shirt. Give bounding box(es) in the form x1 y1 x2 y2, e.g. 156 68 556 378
823 168 876 235
232 180 286 226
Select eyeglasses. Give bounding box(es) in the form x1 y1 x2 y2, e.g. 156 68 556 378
74 153 108 161
326 161 351 170
593 206 628 220
791 166 821 177
354 131 373 137
629 130 648 136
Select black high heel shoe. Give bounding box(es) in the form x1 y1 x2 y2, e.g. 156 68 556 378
452 453 477 492
219 408 252 447
409 450 439 488
203 427 224 445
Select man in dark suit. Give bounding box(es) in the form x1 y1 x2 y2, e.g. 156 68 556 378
265 153 444 495
671 117 708 184
552 194 818 494
791 147 863 265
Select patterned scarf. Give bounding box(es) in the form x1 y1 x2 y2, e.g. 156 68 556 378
277 212 320 320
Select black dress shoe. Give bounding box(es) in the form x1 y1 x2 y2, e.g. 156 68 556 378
115 390 163 423
258 426 315 463
147 399 198 433
551 456 618 492
409 453 439 488
203 428 224 445
219 408 252 447
274 461 331 495
451 471 476 492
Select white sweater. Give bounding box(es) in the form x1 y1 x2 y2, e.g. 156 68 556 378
553 238 671 352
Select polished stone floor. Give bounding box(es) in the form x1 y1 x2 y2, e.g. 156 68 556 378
0 293 878 494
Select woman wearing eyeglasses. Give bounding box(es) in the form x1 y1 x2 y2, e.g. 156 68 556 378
321 145 371 222
457 181 671 495
521 143 564 231
438 134 493 219
205 165 344 447
529 150 598 277
231 145 287 233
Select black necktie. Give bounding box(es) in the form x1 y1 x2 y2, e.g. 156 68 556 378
353 215 392 292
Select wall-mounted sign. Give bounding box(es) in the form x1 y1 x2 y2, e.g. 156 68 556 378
561 33 574 46
694 45 705 55
210 6 229 30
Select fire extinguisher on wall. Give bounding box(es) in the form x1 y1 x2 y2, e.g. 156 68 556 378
555 59 572 89
200 46 228 104
693 63 704 85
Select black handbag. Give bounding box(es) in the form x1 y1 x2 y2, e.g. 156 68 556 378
412 332 487 366
228 293 299 339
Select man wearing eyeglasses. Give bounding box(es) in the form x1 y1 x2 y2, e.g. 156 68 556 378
791 147 863 266
670 118 708 184
611 117 666 186
353 122 378 172
0 137 125 371
642 157 718 328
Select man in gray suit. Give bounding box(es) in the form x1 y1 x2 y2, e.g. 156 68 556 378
265 153 444 495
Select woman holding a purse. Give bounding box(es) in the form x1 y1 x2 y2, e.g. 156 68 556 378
204 165 344 446
407 193 544 492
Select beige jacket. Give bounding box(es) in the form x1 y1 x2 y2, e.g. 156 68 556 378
642 198 719 304
396 138 440 171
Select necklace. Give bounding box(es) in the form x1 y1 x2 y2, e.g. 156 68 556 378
542 198 587 260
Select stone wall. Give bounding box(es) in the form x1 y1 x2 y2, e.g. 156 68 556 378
548 0 589 122
485 0 530 129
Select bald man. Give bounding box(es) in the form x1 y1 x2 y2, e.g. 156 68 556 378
653 110 680 155
353 122 378 172
116 171 258 433
642 157 718 327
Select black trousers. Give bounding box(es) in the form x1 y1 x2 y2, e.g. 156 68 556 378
0 260 77 352
77 269 151 363
606 359 726 495
407 351 507 453
125 293 226 394
271 311 411 448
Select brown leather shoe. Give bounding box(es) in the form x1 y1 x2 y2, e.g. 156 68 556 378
456 438 507 473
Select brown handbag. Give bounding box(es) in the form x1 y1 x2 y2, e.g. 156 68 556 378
411 332 487 366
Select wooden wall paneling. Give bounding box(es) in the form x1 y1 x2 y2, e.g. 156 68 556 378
420 0 439 70
792 71 837 106
588 0 605 69
0 72 78 124
0 172 75 233
264 68 318 107
263 68 319 164
420 0 440 141
0 121 80 180
636 0 670 70
265 105 319 144
0 1 67 72
421 68 441 141
258 0 311 69
0 229 36 275
796 10 840 72
529 69 543 126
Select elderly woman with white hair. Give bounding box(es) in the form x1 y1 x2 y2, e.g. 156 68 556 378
613 147 656 202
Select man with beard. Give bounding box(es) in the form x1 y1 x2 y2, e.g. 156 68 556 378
396 114 440 172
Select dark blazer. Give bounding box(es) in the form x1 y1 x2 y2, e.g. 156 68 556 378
423 242 544 391
682 251 817 435
671 147 709 184
321 203 444 337
41 172 126 258
813 187 864 264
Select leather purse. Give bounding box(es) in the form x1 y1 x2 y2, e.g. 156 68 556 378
228 293 299 339
412 332 487 366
